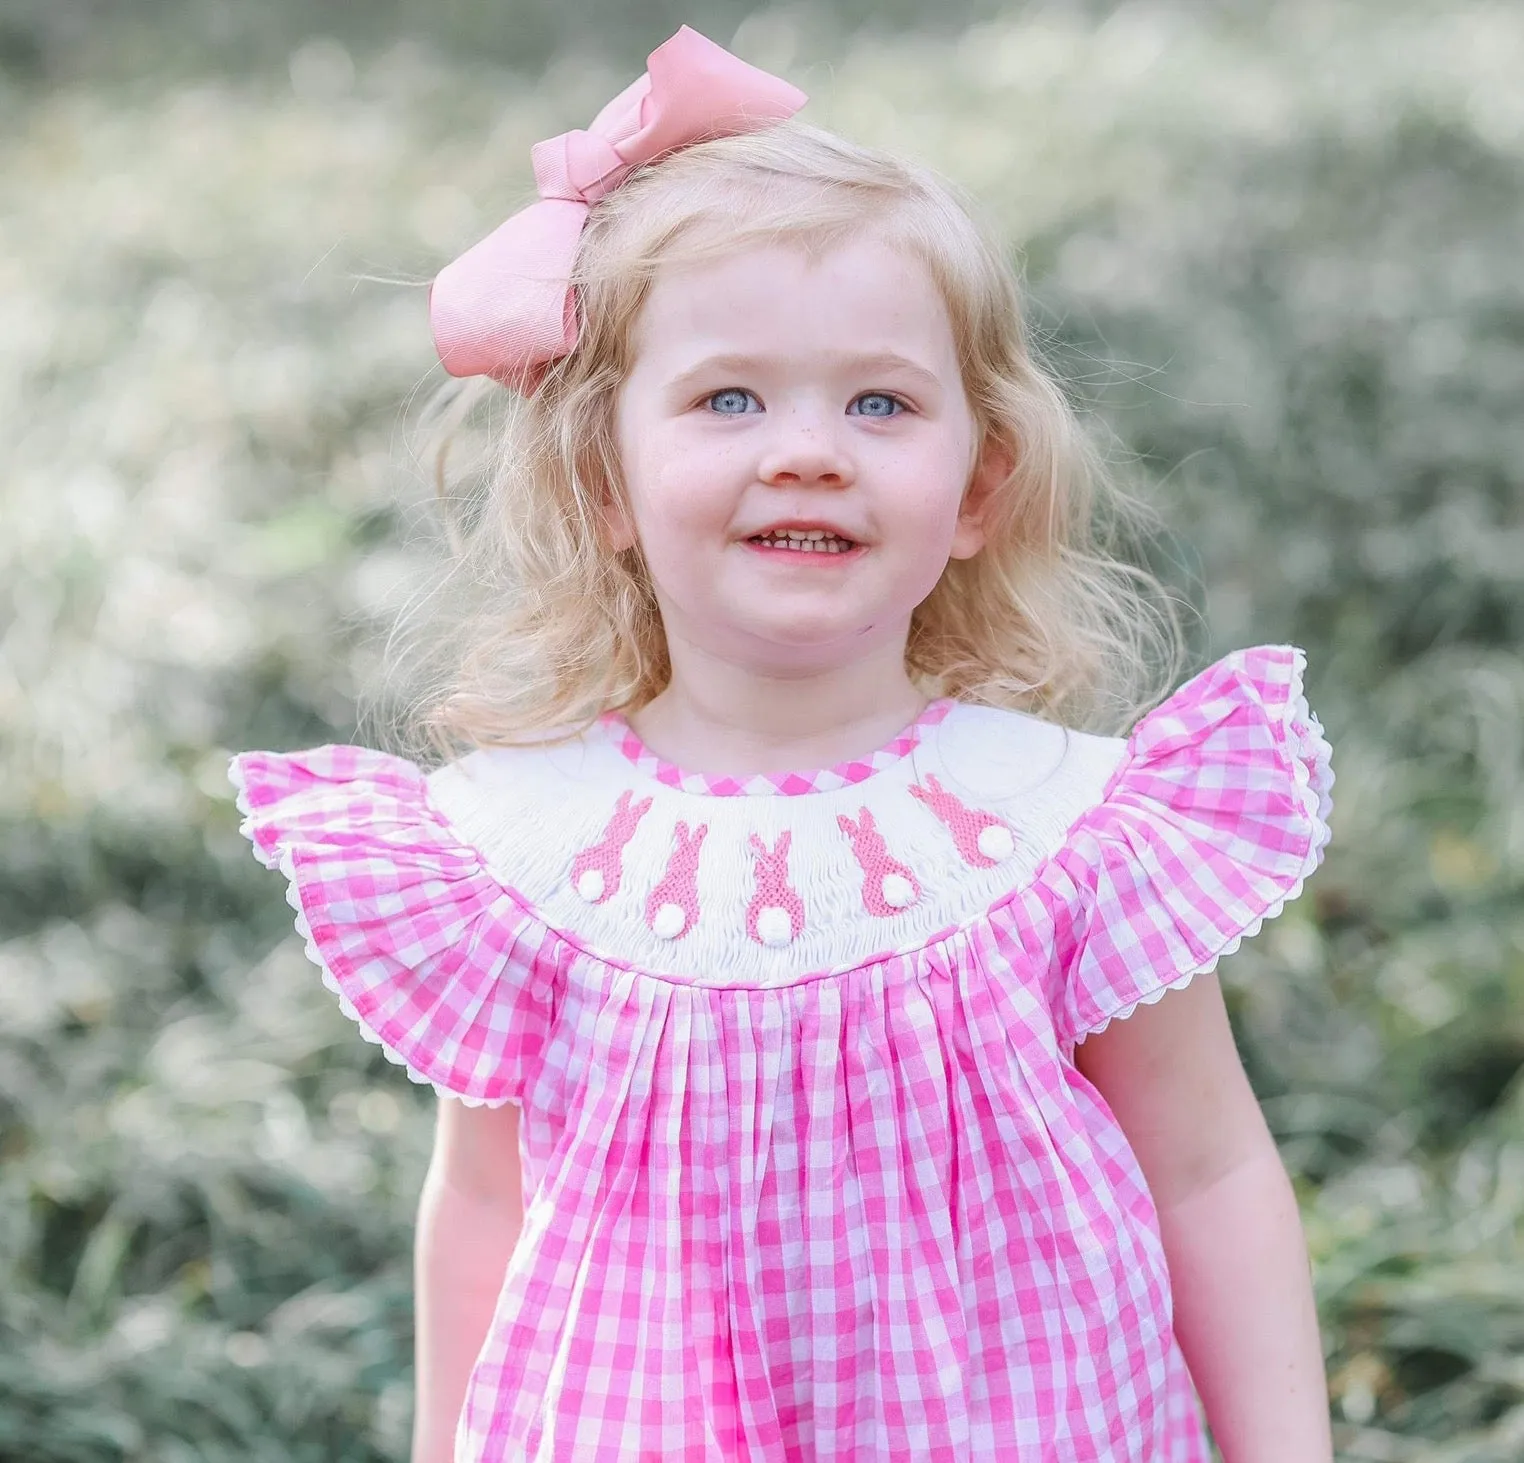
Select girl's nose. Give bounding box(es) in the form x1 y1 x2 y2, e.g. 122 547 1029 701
756 412 855 488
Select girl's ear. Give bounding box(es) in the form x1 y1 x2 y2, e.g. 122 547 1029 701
601 484 638 554
948 437 1015 561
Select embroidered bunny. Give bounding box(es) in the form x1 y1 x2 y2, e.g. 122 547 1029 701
569 788 653 903
745 831 806 947
907 773 1015 869
837 807 921 915
645 820 708 940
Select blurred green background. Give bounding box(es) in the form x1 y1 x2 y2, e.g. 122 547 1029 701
3 1 1522 1459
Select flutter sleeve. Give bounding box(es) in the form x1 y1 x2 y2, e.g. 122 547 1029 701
1037 644 1334 1049
228 744 556 1106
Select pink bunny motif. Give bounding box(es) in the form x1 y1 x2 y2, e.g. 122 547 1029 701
745 831 806 948
569 788 653 903
645 821 708 941
837 807 922 916
907 773 1015 869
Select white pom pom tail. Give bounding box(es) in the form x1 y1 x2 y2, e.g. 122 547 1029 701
756 906 793 947
977 825 1014 861
651 903 687 940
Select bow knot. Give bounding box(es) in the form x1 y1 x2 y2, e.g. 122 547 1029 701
428 26 807 393
530 129 630 205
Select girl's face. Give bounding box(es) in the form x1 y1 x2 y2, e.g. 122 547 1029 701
610 236 998 676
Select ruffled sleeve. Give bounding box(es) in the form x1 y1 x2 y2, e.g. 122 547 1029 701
228 744 557 1107
1040 644 1334 1048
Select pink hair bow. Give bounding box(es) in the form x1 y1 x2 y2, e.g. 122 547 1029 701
428 26 807 393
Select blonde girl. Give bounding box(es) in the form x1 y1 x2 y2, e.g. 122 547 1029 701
231 25 1334 1462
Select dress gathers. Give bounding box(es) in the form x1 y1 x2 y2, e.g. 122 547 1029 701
229 644 1333 1462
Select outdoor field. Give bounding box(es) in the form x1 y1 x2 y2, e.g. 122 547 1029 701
2 2 1522 1457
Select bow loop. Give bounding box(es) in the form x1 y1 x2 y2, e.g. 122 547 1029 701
429 26 807 393
630 27 807 159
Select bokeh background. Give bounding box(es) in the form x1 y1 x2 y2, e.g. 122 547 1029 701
3 1 1522 1458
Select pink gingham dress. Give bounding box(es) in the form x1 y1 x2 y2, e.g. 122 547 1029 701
230 644 1333 1461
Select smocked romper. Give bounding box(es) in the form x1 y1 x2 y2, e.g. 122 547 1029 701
230 643 1333 1461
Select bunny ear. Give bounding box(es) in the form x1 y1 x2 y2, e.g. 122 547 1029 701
837 813 858 837
634 795 654 816
748 832 767 858
776 830 791 855
859 807 877 831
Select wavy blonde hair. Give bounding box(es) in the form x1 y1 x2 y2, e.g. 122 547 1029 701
385 121 1184 762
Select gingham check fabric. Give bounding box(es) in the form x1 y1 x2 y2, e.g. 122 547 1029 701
228 644 1332 1461
230 744 558 1107
1027 644 1334 1051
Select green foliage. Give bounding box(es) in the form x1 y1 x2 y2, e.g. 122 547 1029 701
2 2 1521 1457
0 0 1060 88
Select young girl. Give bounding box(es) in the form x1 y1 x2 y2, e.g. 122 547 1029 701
231 26 1334 1463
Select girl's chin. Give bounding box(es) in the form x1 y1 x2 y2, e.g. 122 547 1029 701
730 610 899 656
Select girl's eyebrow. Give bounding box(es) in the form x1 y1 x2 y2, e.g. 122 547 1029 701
666 350 944 394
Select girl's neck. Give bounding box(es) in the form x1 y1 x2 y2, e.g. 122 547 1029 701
626 641 929 779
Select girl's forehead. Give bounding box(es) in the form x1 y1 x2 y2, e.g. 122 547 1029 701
629 236 956 367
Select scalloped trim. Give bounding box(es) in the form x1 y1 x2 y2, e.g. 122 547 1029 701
1284 645 1335 861
1072 645 1335 1046
227 756 270 864
274 844 509 1107
1072 896 1292 1044
228 756 508 1107
228 756 255 820
276 849 508 1107
1073 968 1202 1043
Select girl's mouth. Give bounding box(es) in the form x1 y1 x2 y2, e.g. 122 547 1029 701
746 529 859 555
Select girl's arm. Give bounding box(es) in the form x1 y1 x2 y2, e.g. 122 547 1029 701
411 1096 525 1463
1073 972 1333 1463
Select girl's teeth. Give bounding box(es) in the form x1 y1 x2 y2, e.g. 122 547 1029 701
756 535 853 552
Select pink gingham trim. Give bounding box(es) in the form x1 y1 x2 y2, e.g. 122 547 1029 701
599 697 955 796
227 745 555 1107
1011 643 1334 1048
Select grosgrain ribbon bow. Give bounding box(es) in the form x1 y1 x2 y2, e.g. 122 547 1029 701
428 26 808 394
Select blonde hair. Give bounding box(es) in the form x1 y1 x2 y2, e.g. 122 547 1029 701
386 121 1185 762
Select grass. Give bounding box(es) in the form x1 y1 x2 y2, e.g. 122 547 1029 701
2 1 1522 1456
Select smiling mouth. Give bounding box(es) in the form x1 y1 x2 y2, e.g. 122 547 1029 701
747 529 858 553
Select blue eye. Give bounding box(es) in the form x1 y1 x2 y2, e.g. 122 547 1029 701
850 392 903 418
707 388 759 415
